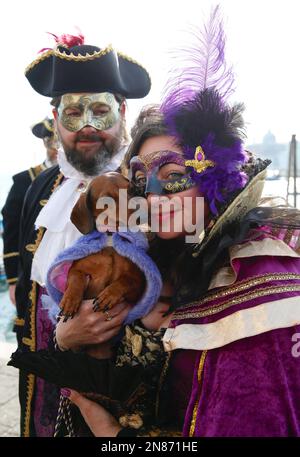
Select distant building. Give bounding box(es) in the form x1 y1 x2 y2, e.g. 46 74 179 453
246 130 294 176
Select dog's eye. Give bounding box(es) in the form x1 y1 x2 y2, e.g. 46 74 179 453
135 176 146 187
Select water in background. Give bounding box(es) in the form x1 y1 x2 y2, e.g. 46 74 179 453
0 173 17 346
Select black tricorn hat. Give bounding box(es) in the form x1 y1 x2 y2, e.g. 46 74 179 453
25 44 151 99
31 117 54 138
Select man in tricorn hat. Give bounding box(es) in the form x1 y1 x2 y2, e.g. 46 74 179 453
2 117 57 307
14 32 151 436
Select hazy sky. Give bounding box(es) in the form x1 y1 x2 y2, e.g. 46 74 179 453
1 0 300 174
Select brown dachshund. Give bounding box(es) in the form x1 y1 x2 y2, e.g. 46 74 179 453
59 172 145 319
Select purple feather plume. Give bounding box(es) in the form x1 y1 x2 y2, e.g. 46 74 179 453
184 134 248 214
159 5 250 216
161 5 234 117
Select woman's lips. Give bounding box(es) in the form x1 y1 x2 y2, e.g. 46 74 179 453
152 210 177 222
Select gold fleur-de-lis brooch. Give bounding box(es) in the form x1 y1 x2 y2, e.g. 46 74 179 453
185 146 215 174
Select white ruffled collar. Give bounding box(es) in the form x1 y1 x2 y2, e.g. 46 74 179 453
31 145 128 285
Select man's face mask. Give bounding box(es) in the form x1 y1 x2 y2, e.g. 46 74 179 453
58 93 121 132
129 150 196 196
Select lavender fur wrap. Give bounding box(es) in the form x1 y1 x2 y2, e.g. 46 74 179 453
43 230 162 325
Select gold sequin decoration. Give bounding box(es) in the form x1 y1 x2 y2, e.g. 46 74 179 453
173 284 300 321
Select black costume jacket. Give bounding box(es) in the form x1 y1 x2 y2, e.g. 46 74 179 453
2 163 47 287
14 165 63 436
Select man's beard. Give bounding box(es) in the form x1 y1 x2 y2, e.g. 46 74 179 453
62 126 122 176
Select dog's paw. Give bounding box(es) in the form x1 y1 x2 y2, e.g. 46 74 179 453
93 287 122 312
59 296 80 321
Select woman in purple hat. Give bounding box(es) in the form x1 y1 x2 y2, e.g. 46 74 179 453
60 7 300 437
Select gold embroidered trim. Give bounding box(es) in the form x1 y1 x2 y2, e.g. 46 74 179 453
174 284 300 321
155 352 171 419
28 168 35 182
25 244 36 253
42 119 54 132
39 163 47 172
39 199 48 207
176 273 300 314
3 251 19 259
25 50 53 73
25 46 150 81
23 172 63 437
117 50 151 81
14 317 25 326
189 350 207 437
52 172 64 189
24 374 35 437
284 228 294 246
25 45 113 73
22 337 32 346
25 228 45 255
7 277 18 284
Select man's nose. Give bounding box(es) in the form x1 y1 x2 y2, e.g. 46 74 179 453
79 125 99 134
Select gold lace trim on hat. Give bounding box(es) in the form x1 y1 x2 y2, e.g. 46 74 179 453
25 45 151 82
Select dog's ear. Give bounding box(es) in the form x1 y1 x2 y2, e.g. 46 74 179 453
71 190 95 234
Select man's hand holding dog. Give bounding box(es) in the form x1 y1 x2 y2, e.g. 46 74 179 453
55 300 130 352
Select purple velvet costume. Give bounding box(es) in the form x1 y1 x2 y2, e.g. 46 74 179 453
164 226 300 436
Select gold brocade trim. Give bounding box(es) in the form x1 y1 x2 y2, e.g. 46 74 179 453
25 50 53 73
175 273 300 315
155 352 171 419
25 46 150 81
23 172 63 437
284 228 294 246
28 281 37 350
28 168 35 182
3 251 19 259
189 350 207 437
7 277 18 284
52 172 64 189
14 317 25 327
24 374 35 437
22 337 32 346
25 228 45 255
173 284 300 321
42 119 54 132
117 50 151 82
25 45 113 73
270 226 281 238
39 199 48 207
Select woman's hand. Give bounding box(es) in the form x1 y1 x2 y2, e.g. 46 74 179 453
55 300 131 350
141 302 173 331
64 389 122 437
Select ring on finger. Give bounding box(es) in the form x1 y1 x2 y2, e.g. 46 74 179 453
104 310 113 321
